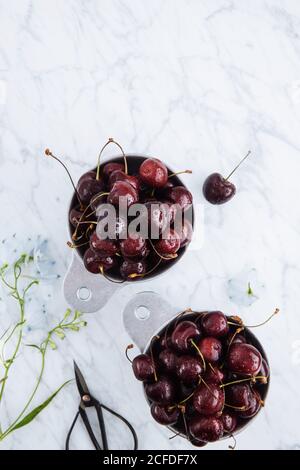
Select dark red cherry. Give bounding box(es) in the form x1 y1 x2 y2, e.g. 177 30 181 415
203 173 236 205
144 201 172 235
176 355 203 385
201 312 229 338
109 169 140 192
158 335 172 350
166 186 193 210
178 220 193 248
150 403 179 425
139 158 168 188
256 358 269 384
155 229 180 256
108 181 138 207
83 248 116 274
189 416 224 442
227 343 262 376
145 376 176 405
198 337 222 363
221 412 237 433
89 231 118 256
102 162 124 179
159 349 177 374
78 170 97 184
171 321 201 353
226 383 252 409
69 207 84 227
239 390 261 419
227 332 247 346
193 383 224 416
77 176 105 206
132 354 154 381
120 234 146 258
204 366 225 384
120 259 146 279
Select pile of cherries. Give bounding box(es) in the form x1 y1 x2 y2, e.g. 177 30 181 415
128 310 270 447
46 139 193 282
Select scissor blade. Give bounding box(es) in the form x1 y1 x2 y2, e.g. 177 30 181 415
73 360 90 397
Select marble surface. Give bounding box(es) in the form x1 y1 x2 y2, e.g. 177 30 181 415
0 0 300 450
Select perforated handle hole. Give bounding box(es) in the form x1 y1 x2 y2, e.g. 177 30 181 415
135 305 150 321
77 287 91 302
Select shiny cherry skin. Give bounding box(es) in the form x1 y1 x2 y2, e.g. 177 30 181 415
203 173 236 205
166 186 193 210
193 383 224 416
204 366 225 384
109 169 140 192
102 162 124 179
120 259 146 279
139 158 168 188
171 321 201 353
155 229 180 256
256 358 269 384
89 231 118 256
201 311 229 338
144 201 172 235
227 331 247 346
176 355 203 385
132 354 154 381
144 376 176 405
226 383 252 409
108 180 138 207
150 403 179 425
227 343 262 376
189 416 224 442
120 234 146 258
198 337 222 363
221 412 237 433
77 176 105 206
177 220 193 248
159 349 177 374
69 207 84 227
83 248 116 273
239 390 261 419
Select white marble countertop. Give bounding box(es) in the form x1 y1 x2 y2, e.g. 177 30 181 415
0 0 300 451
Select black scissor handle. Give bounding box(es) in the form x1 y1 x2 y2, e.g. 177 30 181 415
100 403 138 451
65 407 102 451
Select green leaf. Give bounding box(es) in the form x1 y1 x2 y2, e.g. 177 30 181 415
25 344 42 352
63 308 72 320
8 380 72 433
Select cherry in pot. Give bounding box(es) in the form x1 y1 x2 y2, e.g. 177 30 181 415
150 404 179 425
132 354 155 381
145 376 176 405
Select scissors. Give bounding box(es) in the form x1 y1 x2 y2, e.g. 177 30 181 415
66 361 138 450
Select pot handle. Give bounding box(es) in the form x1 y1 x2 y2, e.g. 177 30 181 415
123 292 179 352
63 253 123 313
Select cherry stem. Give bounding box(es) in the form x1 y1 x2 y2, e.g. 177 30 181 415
168 169 192 178
229 308 280 329
45 149 84 209
228 326 244 348
225 403 248 411
148 239 178 261
128 258 162 279
150 335 160 382
99 265 125 284
67 240 89 249
225 150 251 181
220 375 268 388
125 344 134 363
96 137 128 180
72 192 109 240
228 434 237 450
190 338 206 372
